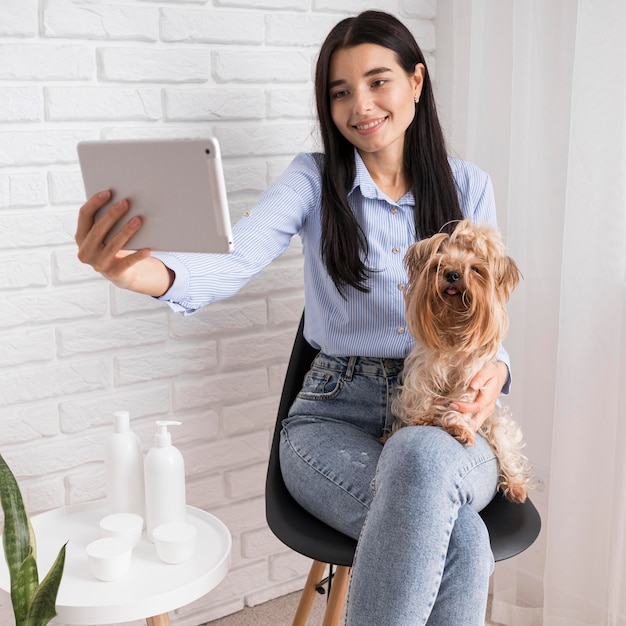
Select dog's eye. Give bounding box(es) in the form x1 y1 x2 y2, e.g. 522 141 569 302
471 266 480 274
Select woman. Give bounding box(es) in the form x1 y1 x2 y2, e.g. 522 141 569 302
76 11 508 625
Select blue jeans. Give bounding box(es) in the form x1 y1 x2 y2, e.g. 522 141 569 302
279 354 498 625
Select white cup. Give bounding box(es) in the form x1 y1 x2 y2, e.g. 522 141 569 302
86 537 132 581
99 513 143 547
153 522 197 564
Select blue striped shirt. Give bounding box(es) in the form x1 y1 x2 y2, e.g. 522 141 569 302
155 150 510 384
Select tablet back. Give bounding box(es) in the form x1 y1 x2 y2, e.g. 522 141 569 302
77 138 234 253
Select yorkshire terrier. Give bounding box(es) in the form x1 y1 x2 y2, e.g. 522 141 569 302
390 220 531 503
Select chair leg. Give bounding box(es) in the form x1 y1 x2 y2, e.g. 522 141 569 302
293 560 328 626
321 566 350 626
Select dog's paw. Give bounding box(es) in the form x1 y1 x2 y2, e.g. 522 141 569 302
447 424 475 447
502 483 528 503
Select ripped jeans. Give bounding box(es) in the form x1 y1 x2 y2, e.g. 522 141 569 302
279 353 498 625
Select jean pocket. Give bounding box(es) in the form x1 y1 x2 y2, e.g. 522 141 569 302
297 366 343 400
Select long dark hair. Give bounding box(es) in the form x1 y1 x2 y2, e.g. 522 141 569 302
315 11 463 295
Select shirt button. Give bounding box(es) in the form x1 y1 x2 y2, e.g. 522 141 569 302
398 326 406 334
392 247 400 254
398 283 405 291
391 207 398 214
243 210 251 217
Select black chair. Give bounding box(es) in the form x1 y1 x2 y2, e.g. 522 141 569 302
265 313 542 626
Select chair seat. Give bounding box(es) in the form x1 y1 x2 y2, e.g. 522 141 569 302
267 448 540 569
480 490 541 561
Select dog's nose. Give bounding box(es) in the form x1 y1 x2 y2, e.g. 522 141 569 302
446 271 460 284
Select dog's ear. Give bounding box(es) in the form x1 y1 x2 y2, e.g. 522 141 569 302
475 224 522 300
404 233 448 275
497 256 522 300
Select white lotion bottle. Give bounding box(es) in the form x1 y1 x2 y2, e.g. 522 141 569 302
144 420 186 541
104 410 145 519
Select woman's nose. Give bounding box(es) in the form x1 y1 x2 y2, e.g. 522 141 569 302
353 88 373 114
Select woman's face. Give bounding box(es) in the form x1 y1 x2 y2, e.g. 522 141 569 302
328 43 424 160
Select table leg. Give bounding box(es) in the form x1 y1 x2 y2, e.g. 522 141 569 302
146 614 170 626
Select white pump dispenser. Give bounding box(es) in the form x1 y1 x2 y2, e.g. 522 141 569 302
104 410 145 518
144 420 186 541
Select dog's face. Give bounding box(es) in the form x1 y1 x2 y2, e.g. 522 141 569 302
404 220 521 355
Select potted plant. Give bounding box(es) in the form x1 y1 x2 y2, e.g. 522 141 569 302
0 453 66 626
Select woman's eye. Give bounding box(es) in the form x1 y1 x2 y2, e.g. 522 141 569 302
331 90 349 100
371 79 387 88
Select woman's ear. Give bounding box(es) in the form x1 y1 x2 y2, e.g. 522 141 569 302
412 63 425 102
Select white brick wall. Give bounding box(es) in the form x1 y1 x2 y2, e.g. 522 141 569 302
0 1 436 624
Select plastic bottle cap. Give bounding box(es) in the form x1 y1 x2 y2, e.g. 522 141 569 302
113 411 130 433
154 420 182 447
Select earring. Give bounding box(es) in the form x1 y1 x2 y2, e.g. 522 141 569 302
414 95 420 104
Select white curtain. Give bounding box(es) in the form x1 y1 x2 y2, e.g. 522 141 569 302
435 1 626 624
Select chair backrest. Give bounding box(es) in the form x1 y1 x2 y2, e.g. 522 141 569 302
265 312 541 566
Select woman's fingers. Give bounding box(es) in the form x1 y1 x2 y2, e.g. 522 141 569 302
75 190 113 245
75 191 170 295
75 190 150 283
95 210 142 259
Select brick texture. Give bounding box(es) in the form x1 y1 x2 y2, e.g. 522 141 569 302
0 2 436 624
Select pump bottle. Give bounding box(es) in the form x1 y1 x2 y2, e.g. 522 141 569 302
144 420 186 541
104 410 145 518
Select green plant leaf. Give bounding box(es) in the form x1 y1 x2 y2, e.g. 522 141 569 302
24 543 66 626
14 550 39 625
0 453 38 623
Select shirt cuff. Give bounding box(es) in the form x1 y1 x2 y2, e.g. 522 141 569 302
496 344 511 395
151 252 191 310
500 363 511 396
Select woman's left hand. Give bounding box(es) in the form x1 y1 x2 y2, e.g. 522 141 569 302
449 361 509 431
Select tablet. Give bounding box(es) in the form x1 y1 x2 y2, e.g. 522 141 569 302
77 137 234 253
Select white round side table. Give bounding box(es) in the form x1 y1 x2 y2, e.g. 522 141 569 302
0 500 231 625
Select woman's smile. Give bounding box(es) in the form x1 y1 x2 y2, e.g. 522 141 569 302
353 116 389 133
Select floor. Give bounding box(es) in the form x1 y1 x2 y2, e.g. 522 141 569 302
204 590 328 625
204 591 501 625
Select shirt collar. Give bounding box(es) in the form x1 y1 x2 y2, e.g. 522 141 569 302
349 148 414 206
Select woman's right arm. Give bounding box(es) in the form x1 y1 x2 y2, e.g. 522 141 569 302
75 190 175 297
77 153 321 311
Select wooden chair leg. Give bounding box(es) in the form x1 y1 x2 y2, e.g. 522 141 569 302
146 615 170 626
293 560 328 626
322 566 350 626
